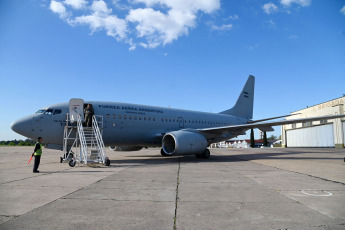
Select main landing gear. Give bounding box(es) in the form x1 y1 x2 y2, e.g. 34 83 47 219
195 149 210 159
161 148 171 157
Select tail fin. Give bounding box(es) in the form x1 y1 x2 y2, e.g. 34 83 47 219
219 75 255 119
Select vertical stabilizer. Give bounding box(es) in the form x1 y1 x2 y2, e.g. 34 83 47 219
219 75 255 119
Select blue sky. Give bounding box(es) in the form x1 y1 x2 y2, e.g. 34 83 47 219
1 0 345 141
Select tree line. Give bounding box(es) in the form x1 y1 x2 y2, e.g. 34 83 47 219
0 139 36 146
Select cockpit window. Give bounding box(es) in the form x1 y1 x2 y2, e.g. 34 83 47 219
35 109 46 114
53 109 62 115
44 109 54 115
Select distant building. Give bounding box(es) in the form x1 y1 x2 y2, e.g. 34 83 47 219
210 139 275 148
281 96 345 148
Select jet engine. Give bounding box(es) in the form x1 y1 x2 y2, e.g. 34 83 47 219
162 130 208 155
109 146 143 151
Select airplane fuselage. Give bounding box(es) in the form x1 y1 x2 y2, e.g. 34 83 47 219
12 101 248 149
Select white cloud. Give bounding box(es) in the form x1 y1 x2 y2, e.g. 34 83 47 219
48 0 221 49
288 34 298 40
50 0 69 19
74 14 127 39
64 0 87 9
263 3 278 14
280 0 311 7
127 0 220 47
266 19 275 26
248 44 259 51
341 6 345 15
112 0 131 11
91 0 111 14
73 1 127 40
227 14 239 20
133 0 220 14
210 23 232 31
126 8 196 47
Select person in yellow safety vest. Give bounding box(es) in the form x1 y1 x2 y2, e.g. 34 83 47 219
32 137 42 173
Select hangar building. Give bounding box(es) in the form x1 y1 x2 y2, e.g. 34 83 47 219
281 96 345 148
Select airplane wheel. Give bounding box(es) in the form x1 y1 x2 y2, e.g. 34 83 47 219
69 160 76 167
195 153 203 159
60 157 63 163
202 149 210 159
105 158 110 166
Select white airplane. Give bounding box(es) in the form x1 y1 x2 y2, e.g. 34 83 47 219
10 75 345 159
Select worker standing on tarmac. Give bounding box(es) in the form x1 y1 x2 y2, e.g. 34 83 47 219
84 104 94 127
32 137 42 173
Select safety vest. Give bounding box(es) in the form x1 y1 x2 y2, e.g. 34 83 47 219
34 142 42 156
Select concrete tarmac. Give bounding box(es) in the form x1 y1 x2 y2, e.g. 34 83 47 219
0 146 345 229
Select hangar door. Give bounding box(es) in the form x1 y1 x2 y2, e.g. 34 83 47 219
343 122 345 145
286 124 334 147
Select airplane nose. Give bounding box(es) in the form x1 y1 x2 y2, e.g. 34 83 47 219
10 121 18 132
10 116 34 137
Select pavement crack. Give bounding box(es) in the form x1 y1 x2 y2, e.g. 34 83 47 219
173 157 181 230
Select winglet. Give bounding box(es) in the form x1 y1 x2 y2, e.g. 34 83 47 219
219 75 255 119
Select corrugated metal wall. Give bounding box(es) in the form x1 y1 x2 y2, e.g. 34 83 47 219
286 124 334 147
343 122 345 145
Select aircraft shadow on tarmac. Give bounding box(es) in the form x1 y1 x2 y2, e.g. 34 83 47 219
108 150 345 166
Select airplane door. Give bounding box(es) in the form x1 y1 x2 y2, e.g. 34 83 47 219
178 117 184 128
69 98 84 122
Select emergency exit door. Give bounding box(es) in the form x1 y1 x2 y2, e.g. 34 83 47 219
178 117 184 128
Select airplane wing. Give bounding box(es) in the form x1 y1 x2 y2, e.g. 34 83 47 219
197 114 345 142
247 113 300 123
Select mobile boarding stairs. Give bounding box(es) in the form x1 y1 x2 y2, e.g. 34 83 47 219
61 101 110 167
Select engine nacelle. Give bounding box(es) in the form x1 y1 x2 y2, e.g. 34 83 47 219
109 146 143 151
162 130 207 155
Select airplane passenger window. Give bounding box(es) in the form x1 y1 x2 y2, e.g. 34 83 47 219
113 114 116 119
35 109 46 114
53 109 62 115
134 116 137 120
144 117 146 120
153 117 155 121
118 115 122 119
161 118 164 122
148 117 151 121
107 114 110 118
44 109 54 115
129 116 132 119
139 116 142 120
124 115 127 119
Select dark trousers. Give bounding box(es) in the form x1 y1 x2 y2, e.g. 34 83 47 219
33 155 41 172
85 115 92 127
